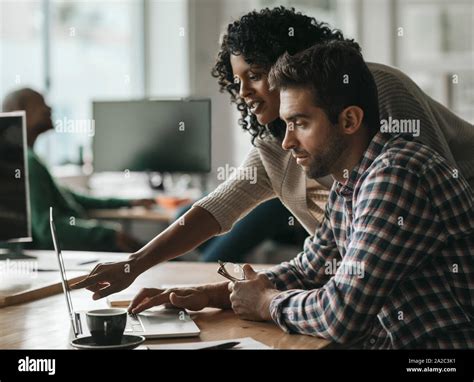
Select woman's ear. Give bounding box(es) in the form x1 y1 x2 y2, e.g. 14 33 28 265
339 106 364 135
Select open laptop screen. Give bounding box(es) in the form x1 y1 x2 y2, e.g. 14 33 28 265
50 207 79 336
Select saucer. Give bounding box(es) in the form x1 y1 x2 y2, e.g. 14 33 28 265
70 334 145 350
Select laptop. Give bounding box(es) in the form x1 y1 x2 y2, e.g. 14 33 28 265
50 207 201 339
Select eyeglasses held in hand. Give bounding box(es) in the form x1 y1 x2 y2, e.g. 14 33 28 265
217 260 245 282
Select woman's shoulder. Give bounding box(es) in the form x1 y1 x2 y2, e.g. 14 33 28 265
254 134 284 151
248 135 293 186
368 62 409 80
367 62 421 93
254 135 290 162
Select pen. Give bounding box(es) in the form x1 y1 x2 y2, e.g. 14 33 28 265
198 341 240 350
77 259 98 266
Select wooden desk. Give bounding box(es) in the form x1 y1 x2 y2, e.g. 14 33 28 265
88 206 174 223
0 253 330 350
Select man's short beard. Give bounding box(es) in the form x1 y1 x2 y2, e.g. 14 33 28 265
306 128 347 180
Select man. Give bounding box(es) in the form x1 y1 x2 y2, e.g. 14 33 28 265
2 88 155 252
74 41 473 349
227 41 473 348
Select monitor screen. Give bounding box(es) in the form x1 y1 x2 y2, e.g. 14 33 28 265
92 99 211 173
0 112 32 243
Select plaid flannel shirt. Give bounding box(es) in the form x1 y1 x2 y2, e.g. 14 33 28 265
264 133 474 349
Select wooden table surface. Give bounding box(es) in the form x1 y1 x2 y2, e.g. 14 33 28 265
0 252 330 349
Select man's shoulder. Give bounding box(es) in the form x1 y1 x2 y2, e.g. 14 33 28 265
27 149 45 170
358 135 474 234
359 135 472 207
372 135 450 177
27 149 54 183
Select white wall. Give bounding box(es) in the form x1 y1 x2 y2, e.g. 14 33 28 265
188 0 264 186
148 0 190 97
359 0 395 66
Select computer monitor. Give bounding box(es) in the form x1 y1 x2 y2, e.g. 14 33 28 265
0 111 32 259
92 99 211 173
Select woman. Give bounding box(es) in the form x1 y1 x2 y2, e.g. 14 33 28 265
175 198 307 263
72 7 474 312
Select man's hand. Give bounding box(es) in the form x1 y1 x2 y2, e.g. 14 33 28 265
128 287 210 314
130 198 156 209
128 281 232 314
229 264 281 321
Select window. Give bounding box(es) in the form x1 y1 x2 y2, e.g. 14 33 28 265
396 0 474 122
1 0 145 166
0 1 44 103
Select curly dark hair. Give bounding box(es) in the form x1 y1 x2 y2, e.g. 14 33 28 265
212 6 356 145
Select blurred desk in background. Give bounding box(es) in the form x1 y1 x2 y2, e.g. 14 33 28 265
88 206 174 223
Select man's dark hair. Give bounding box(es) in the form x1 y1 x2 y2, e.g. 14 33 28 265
212 6 358 144
268 40 380 136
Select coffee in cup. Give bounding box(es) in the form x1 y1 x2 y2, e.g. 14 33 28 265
86 308 127 345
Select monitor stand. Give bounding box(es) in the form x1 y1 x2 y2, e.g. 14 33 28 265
0 246 36 261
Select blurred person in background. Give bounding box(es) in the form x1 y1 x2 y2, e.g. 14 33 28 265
2 88 155 252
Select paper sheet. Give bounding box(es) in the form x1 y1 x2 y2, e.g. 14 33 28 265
146 337 271 350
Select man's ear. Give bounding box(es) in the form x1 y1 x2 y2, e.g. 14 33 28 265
338 106 364 135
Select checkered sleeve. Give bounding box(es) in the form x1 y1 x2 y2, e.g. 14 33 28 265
262 208 341 291
269 166 445 343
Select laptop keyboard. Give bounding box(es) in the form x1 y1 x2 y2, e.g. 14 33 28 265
125 313 145 333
